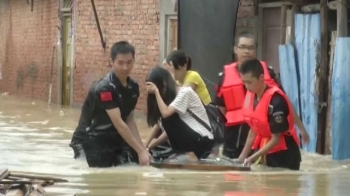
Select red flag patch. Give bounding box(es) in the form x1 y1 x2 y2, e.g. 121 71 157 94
100 92 112 102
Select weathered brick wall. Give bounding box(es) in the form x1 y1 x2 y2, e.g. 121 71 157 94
0 0 59 101
0 0 253 113
236 0 257 39
238 0 255 18
73 0 160 112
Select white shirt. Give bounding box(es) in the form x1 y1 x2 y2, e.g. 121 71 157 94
169 87 213 139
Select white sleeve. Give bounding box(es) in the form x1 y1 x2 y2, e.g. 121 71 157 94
170 88 191 114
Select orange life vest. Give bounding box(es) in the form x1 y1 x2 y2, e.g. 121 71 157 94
242 86 300 154
218 61 277 126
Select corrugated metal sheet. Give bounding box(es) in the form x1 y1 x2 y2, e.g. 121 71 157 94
279 44 301 137
294 13 321 152
331 38 350 160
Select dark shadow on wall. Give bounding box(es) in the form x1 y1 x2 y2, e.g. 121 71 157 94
178 0 240 99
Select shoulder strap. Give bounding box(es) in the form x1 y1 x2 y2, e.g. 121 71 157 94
186 109 212 132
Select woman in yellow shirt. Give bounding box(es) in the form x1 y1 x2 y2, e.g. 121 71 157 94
163 50 212 105
145 50 218 160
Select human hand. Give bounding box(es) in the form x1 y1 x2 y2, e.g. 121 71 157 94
162 60 175 74
162 59 168 67
235 155 246 164
243 157 253 167
138 150 151 166
300 129 310 145
146 82 158 94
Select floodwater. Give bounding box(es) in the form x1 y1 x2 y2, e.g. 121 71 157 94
1 94 350 196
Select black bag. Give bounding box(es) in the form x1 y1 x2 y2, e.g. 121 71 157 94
188 102 226 146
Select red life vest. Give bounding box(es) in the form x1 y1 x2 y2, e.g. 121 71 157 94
242 86 300 154
218 61 277 126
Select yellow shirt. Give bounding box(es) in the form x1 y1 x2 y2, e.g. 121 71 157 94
182 70 212 105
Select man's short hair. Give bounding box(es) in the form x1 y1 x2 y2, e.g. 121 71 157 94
235 31 257 46
110 41 135 61
239 59 264 78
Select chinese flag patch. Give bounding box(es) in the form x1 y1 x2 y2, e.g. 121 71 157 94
100 92 112 102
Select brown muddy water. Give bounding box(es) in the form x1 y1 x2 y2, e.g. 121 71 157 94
0 94 350 196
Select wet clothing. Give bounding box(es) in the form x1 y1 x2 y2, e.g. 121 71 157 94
84 133 139 167
150 87 214 160
249 86 301 170
81 71 140 168
245 86 300 154
215 65 282 158
169 87 213 139
69 81 97 159
150 141 175 162
217 61 277 126
160 113 214 159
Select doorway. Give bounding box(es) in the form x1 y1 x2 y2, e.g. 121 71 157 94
167 17 178 55
258 5 282 73
61 15 72 106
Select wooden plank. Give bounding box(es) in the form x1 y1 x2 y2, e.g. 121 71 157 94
290 4 299 47
328 0 337 10
5 189 24 196
325 31 337 155
6 184 34 196
9 172 68 183
280 5 287 44
260 2 292 8
0 180 40 185
316 0 329 154
0 169 9 181
301 3 320 13
150 160 251 171
337 0 348 37
300 1 339 11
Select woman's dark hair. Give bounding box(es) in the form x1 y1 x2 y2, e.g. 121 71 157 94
166 50 192 70
146 66 177 127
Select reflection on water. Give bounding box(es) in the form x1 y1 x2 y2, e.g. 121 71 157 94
0 95 350 196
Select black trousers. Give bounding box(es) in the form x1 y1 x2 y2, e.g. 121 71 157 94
222 123 250 159
265 135 301 170
69 128 88 159
150 141 175 161
161 113 214 159
83 132 138 168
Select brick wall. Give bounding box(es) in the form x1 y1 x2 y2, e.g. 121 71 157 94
235 0 257 43
238 0 255 18
0 0 254 113
0 0 59 101
73 0 160 112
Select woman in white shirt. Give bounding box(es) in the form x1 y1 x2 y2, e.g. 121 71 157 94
145 66 214 161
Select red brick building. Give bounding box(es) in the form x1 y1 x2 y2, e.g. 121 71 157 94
0 0 255 112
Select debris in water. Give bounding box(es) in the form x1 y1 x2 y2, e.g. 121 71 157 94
135 192 147 195
142 172 164 178
28 120 49 125
2 92 8 96
32 102 36 105
59 111 65 116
